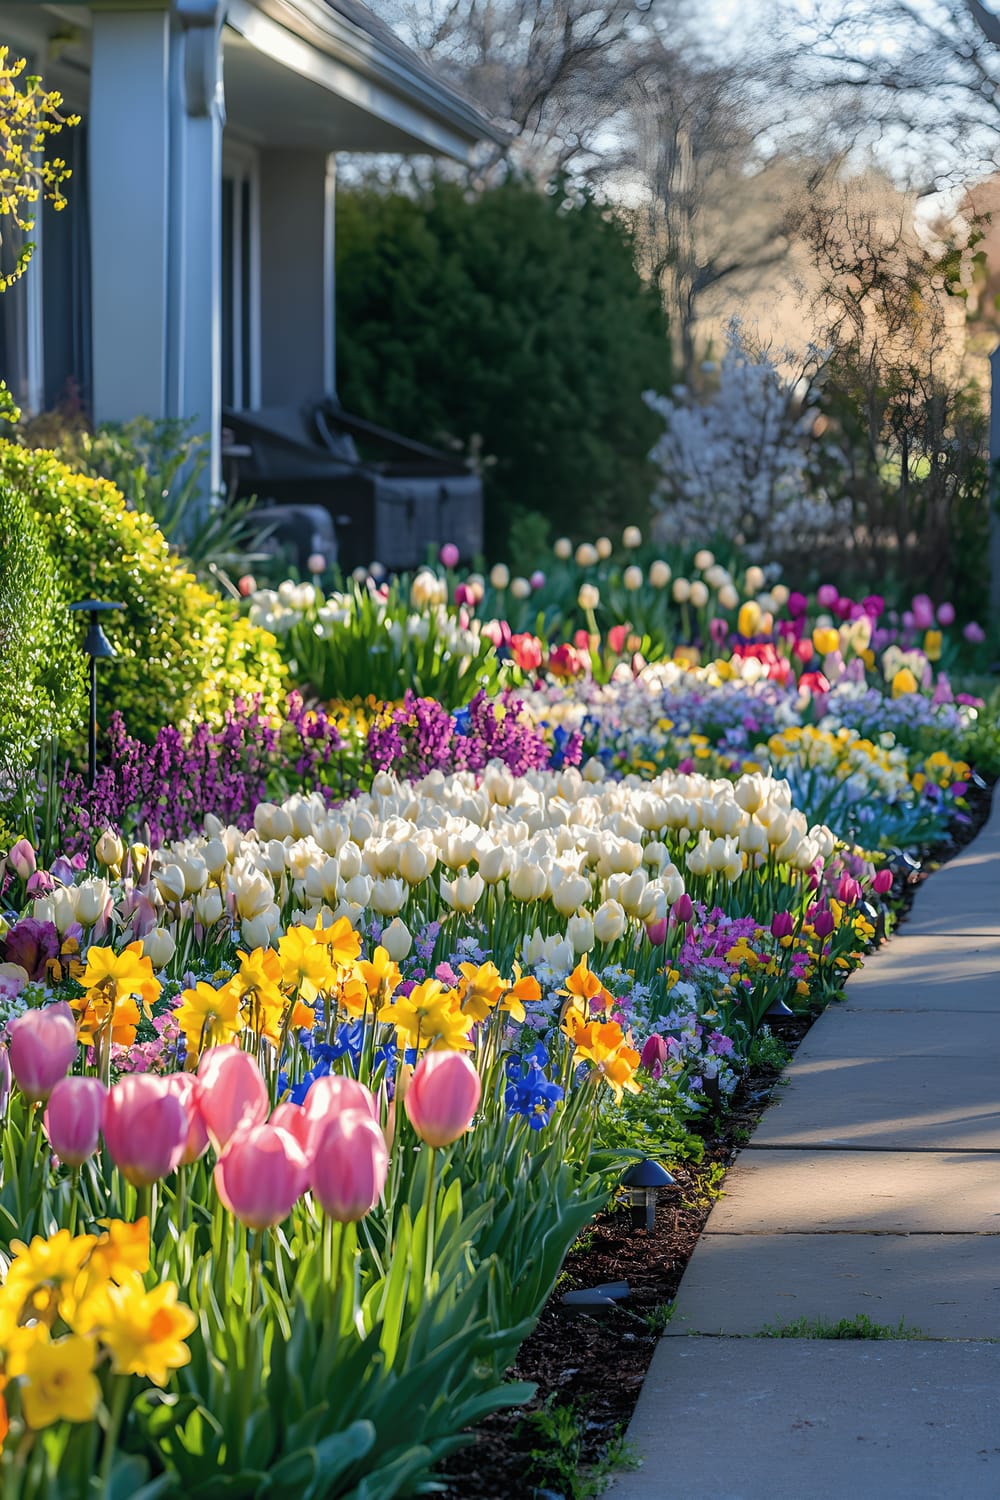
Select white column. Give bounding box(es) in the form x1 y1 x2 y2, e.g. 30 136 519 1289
89 5 171 423
167 1 226 499
258 149 336 408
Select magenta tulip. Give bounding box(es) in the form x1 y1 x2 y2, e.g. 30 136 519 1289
812 909 836 939
312 1109 388 1221
645 917 668 946
164 1073 209 1165
672 894 694 925
640 1035 669 1080
872 869 893 895
214 1122 309 1229
770 911 795 941
8 1002 78 1103
836 875 862 906
103 1074 189 1186
404 1051 481 1148
44 1076 106 1166
195 1045 269 1152
937 601 955 626
438 542 460 569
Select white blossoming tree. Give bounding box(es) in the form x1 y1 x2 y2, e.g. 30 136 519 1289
644 322 851 559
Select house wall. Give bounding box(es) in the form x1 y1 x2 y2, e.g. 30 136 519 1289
257 150 337 408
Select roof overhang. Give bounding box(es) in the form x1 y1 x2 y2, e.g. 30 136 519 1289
224 0 495 157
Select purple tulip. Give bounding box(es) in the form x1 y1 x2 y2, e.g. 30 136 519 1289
812 909 835 939
770 912 795 940
963 621 985 644
2 919 60 983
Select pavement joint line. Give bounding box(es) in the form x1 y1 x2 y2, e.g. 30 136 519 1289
743 1142 1000 1153
702 1230 1000 1237
657 1332 1000 1343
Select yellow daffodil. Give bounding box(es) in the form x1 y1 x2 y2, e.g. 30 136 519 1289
379 978 474 1051
312 914 362 970
79 1273 196 1387
357 945 401 1001
16 1331 101 1428
278 925 333 1002
175 979 242 1056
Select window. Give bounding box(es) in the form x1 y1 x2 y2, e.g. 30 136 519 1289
221 144 261 410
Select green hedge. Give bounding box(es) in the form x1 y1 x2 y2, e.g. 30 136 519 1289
0 441 286 745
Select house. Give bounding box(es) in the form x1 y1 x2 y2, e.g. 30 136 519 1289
0 1 499 500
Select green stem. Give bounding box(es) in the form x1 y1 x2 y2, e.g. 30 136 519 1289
423 1148 438 1297
100 1377 130 1497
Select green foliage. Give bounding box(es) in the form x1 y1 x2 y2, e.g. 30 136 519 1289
519 1398 640 1500
335 176 670 552
0 479 85 779
747 1028 792 1073
756 1314 925 1340
590 1074 704 1165
0 440 286 743
18 410 268 580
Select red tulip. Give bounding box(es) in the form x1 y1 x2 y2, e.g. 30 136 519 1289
103 1074 189 1186
195 1045 269 1152
404 1051 481 1148
214 1122 309 1229
312 1109 388 1221
8 1002 78 1103
44 1076 106 1166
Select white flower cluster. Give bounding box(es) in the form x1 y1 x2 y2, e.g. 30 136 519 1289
644 324 851 558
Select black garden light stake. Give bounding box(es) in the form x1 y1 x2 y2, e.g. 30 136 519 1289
69 600 124 789
622 1158 676 1233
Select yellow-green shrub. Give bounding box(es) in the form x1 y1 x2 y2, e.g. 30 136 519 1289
0 441 286 741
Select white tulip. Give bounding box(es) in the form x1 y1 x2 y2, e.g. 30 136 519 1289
370 877 406 915
593 899 626 944
202 838 229 877
511 576 532 600
381 917 413 961
343 873 373 907
489 563 510 590
155 864 186 903
399 841 430 885
623 525 643 549
567 912 595 954
478 844 510 884
440 872 484 912
693 549 715 570
623 566 643 591
194 887 225 926
554 537 572 560
551 872 590 916
142 928 176 968
595 536 613 560
232 866 275 921
95 830 124 868
241 910 278 949
672 577 691 603
689 580 709 608
734 773 766 815
649 560 672 588
509 861 547 902
75 878 110 927
339 841 363 881
575 542 599 567
578 583 600 611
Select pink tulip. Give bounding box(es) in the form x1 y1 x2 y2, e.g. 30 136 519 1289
44 1076 106 1166
164 1073 209 1165
836 875 862 906
911 594 935 630
103 1074 189 1186
8 839 36 882
640 1035 669 1080
816 584 838 609
963 621 986 644
872 869 893 895
672 894 694 925
937 601 955 626
645 917 668 946
8 1002 78 1103
438 542 460 569
530 570 546 590
297 1074 378 1159
195 1045 269 1152
312 1109 388 1221
404 1051 481 1148
214 1123 309 1229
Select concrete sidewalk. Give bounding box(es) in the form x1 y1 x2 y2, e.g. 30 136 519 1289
609 795 1000 1500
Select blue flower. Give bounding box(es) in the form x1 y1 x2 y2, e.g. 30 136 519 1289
504 1042 564 1130
453 706 471 736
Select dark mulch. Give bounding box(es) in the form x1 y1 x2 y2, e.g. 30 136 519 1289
439 778 996 1500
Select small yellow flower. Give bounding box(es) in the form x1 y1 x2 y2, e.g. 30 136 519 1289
79 1274 196 1387
16 1332 101 1428
175 979 241 1055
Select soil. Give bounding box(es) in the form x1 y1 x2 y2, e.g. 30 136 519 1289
439 776 996 1500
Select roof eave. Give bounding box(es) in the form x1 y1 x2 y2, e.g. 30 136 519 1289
246 0 506 154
